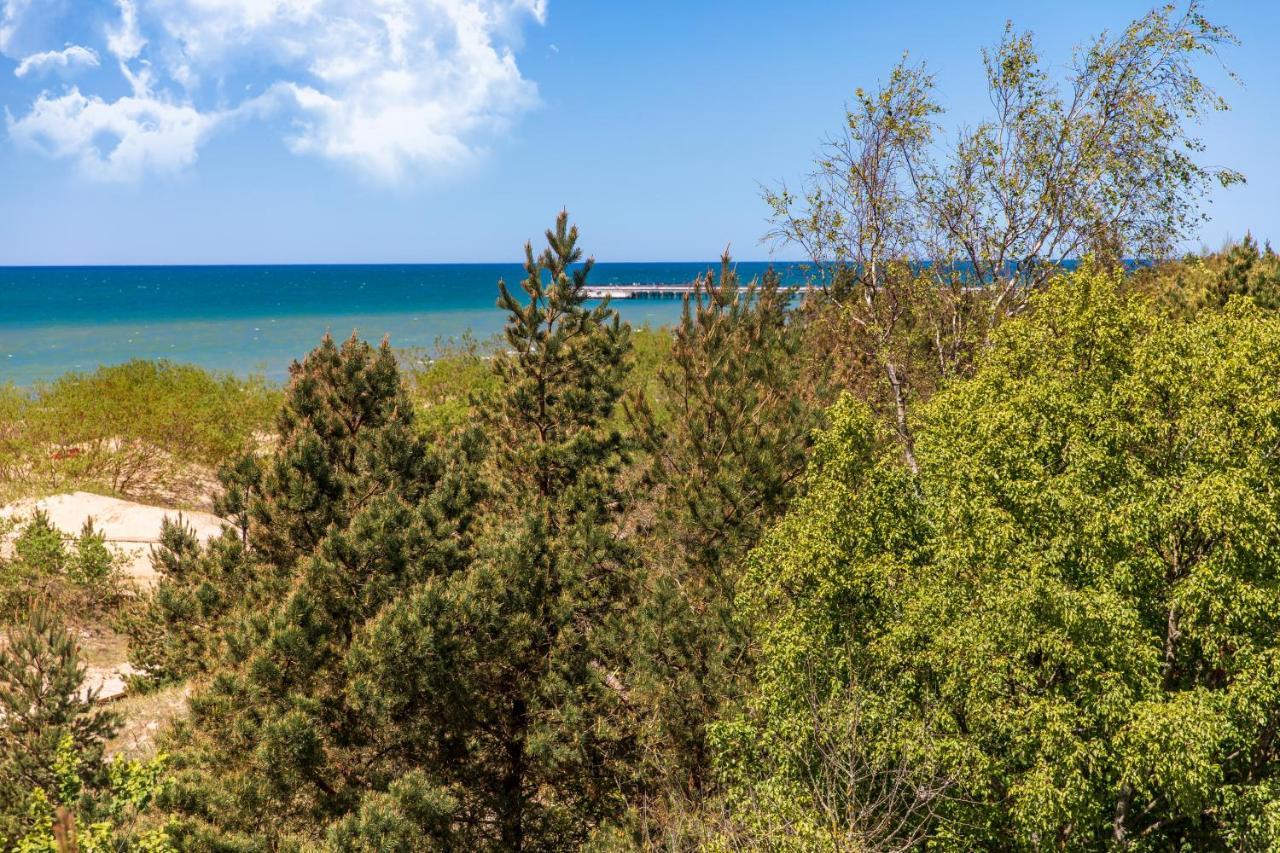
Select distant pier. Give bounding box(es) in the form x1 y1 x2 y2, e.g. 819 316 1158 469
583 284 696 299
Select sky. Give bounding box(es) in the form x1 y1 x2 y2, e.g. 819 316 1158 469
0 0 1275 265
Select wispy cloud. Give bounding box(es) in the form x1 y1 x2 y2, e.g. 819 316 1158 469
106 0 145 62
0 0 33 55
14 45 100 78
1 0 547 182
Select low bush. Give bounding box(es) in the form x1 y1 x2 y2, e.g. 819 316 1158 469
0 512 126 622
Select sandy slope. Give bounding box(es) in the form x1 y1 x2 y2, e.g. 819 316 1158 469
1 491 228 585
1 492 229 701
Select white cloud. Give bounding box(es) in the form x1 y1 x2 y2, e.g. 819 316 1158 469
7 87 218 181
0 0 33 54
3 0 546 182
266 1 540 180
106 0 146 61
14 45 100 78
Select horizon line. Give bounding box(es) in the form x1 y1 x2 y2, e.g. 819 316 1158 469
0 259 800 270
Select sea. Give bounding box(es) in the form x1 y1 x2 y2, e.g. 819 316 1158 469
0 262 800 386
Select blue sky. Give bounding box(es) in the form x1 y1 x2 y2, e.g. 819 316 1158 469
0 0 1275 264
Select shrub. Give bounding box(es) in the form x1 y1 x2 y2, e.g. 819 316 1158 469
0 361 279 503
0 513 125 621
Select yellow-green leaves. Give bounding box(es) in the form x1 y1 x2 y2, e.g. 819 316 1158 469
730 268 1280 847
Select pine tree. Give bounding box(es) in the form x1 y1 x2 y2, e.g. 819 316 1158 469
622 257 824 806
347 212 635 850
220 333 432 572
159 333 484 847
124 518 255 688
1209 232 1280 311
0 610 118 844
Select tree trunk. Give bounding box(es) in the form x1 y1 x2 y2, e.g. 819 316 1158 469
499 698 528 851
1113 782 1132 846
885 360 919 474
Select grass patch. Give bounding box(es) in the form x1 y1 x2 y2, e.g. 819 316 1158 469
105 683 190 760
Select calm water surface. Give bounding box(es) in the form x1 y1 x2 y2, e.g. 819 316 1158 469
0 263 799 385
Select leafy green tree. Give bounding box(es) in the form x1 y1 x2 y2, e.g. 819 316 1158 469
765 3 1242 464
768 2 1241 307
13 735 172 853
730 267 1280 848
623 257 826 805
346 211 635 850
13 511 67 576
69 519 120 602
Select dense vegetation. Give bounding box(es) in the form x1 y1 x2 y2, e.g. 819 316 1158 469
0 361 279 506
3 3 1278 849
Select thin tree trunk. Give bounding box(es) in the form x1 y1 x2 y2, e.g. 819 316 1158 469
1163 604 1181 688
500 698 528 851
885 361 919 474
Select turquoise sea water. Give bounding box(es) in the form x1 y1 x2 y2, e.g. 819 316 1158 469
0 263 798 385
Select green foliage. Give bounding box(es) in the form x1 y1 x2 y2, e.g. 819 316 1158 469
401 333 502 441
623 256 827 802
1138 234 1280 317
147 215 639 850
0 611 120 845
122 518 254 690
767 2 1240 311
631 257 819 579
155 333 483 847
0 360 278 503
0 513 125 621
13 734 173 853
69 520 122 603
348 211 636 850
217 333 430 571
14 510 68 575
324 771 457 852
730 266 1280 848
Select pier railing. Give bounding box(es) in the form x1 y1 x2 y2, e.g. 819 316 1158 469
583 284 702 299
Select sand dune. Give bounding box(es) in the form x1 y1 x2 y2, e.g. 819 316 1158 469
1 491 228 586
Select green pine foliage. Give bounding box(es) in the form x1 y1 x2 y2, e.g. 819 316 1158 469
1139 234 1280 316
623 256 826 807
218 333 433 572
123 519 255 690
8 6 1280 848
1212 234 1280 309
153 333 484 847
0 611 119 845
346 211 635 850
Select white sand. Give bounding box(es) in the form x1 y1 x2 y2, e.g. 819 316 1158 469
83 662 136 702
1 491 228 586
